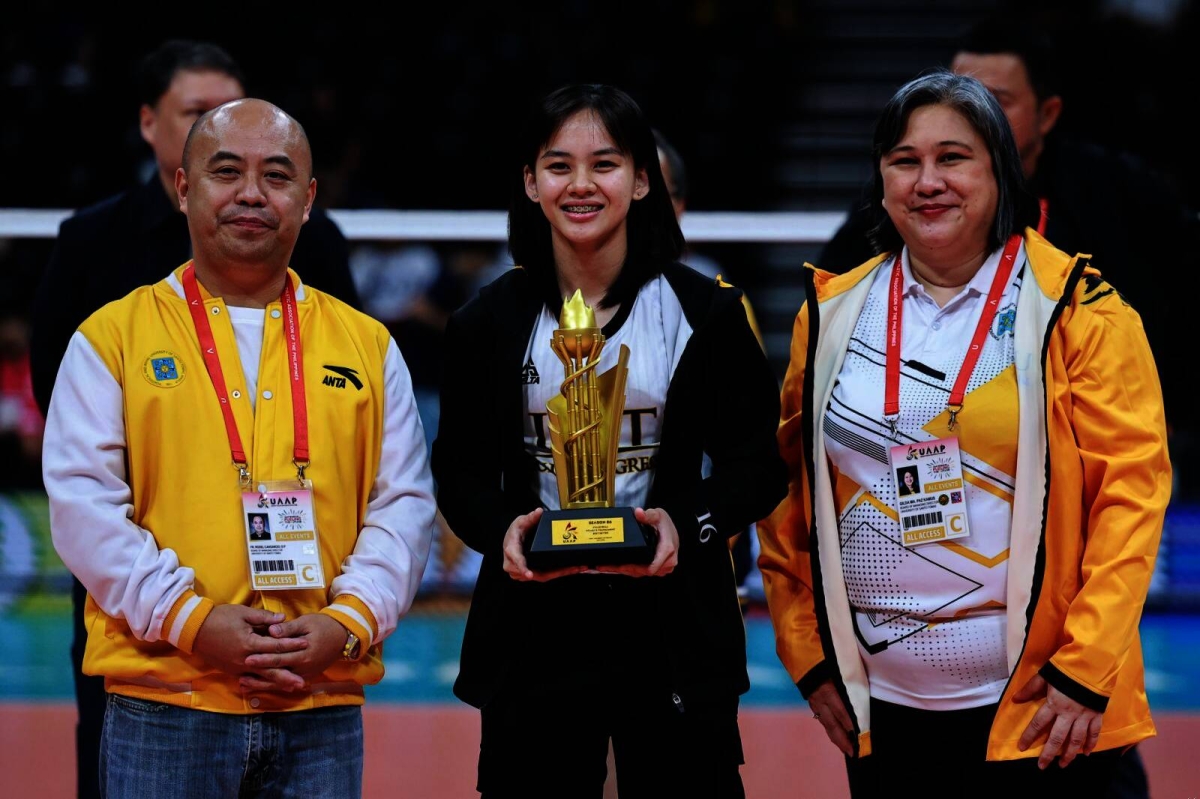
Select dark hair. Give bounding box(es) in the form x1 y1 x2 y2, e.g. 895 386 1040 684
137 40 244 108
653 128 688 202
508 84 683 311
954 15 1060 101
866 70 1040 256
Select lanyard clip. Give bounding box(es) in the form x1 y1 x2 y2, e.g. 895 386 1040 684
236 462 252 490
884 415 899 440
946 404 963 432
293 458 310 486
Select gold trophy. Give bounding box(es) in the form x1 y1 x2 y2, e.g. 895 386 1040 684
524 290 657 570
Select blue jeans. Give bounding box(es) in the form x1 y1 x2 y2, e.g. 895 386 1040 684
100 694 363 798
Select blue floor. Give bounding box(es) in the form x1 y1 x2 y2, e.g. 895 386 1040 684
3 608 1198 709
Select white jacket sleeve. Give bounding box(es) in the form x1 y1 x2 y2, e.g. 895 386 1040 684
42 332 197 645
325 338 435 646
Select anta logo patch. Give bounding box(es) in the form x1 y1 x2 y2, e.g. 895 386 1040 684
991 304 1017 339
142 350 185 388
521 358 540 385
322 365 363 390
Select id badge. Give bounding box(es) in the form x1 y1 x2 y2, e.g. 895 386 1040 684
889 437 970 547
242 480 326 590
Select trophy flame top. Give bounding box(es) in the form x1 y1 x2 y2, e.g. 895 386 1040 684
557 289 599 359
559 289 597 329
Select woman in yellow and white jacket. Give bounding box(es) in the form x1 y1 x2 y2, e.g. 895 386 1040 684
758 71 1170 796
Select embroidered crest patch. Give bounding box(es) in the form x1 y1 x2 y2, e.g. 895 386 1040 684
991 305 1017 339
143 350 186 388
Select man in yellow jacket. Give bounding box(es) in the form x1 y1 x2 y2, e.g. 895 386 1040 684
42 99 435 797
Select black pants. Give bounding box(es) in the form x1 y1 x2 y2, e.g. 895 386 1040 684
846 698 1121 799
72 576 106 799
478 684 745 799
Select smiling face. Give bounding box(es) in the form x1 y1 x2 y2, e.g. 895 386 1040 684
880 103 998 274
251 516 265 533
523 110 649 263
177 99 316 273
904 471 915 489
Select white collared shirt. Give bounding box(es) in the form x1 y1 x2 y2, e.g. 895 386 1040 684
823 243 1024 710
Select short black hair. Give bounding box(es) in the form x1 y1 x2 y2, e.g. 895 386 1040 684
866 70 1040 256
137 40 244 108
508 84 683 312
954 15 1061 101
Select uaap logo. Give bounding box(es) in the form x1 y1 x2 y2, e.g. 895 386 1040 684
141 350 186 388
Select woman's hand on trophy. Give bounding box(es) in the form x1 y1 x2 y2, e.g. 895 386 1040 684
596 507 679 578
502 507 587 582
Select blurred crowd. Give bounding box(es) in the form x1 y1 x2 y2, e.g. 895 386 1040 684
2 3 1198 591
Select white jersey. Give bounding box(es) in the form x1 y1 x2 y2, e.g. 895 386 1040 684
523 275 691 512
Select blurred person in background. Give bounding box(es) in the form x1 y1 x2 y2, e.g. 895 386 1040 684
0 297 42 491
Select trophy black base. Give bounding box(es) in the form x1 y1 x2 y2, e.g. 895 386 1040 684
525 506 657 572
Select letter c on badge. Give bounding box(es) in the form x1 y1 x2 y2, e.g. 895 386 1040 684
302 565 316 582
949 515 964 533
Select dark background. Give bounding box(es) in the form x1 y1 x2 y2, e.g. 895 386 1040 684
3 2 1195 213
3 0 1196 353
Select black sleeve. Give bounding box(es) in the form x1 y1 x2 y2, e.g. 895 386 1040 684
291 210 362 311
1039 662 1109 713
29 217 93 417
674 295 788 545
430 309 516 556
816 193 877 275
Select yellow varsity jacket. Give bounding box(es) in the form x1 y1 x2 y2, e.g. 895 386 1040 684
758 230 1171 760
63 266 403 713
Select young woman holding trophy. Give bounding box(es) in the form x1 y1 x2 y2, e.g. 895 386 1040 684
432 84 787 797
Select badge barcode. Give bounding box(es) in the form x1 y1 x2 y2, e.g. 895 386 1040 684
902 511 944 530
253 559 296 573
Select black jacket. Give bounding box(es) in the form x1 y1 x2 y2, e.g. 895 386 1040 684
30 176 360 415
432 263 787 708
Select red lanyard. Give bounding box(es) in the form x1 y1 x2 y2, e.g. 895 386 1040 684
1037 198 1048 236
182 263 310 485
884 234 1022 433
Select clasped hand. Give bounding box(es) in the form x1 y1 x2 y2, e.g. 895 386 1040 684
193 604 348 693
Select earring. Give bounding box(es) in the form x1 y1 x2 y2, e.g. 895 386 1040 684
531 193 539 200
